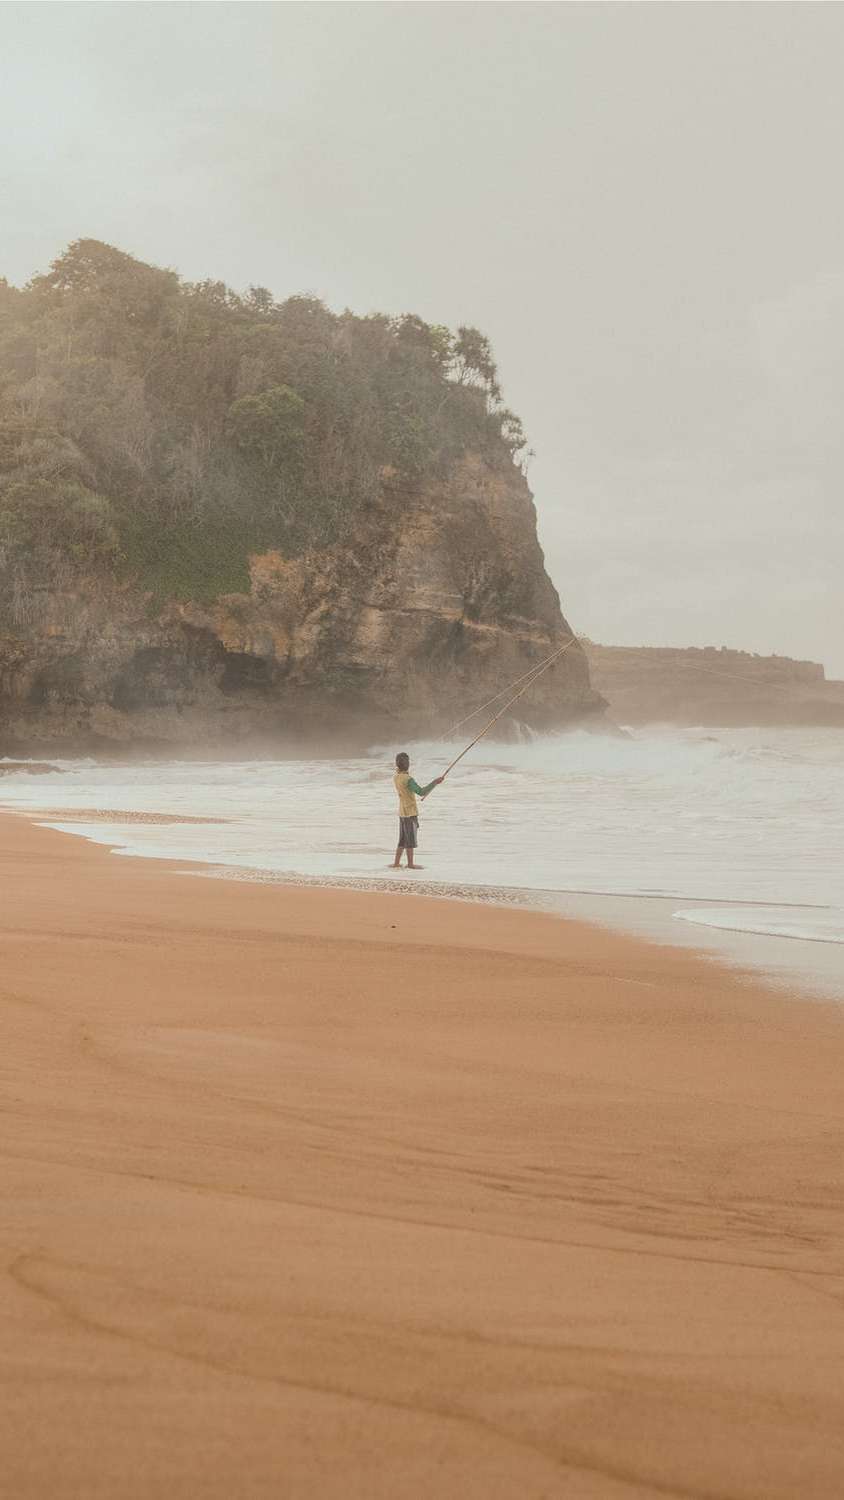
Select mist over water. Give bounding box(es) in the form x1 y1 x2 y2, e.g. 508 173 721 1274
3 727 843 992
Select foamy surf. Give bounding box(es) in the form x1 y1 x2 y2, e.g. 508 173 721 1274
675 907 844 945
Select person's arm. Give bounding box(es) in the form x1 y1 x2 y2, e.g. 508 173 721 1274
408 776 442 798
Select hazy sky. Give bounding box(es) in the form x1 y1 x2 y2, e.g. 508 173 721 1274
3 2 843 673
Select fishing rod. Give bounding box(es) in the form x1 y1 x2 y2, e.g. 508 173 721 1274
439 637 578 741
424 635 579 794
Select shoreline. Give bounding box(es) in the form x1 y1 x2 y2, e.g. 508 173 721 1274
185 865 844 1001
2 720 842 1005
7 798 843 1003
3 811 844 1496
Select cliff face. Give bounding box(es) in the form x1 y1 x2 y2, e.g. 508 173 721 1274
1 240 604 755
585 642 844 727
0 456 602 754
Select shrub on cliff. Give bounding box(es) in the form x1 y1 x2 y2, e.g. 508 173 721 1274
0 240 527 604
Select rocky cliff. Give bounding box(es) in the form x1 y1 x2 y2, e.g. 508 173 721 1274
1 455 601 755
584 642 844 727
0 240 603 756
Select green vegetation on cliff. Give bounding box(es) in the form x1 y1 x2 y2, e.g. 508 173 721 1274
0 240 527 609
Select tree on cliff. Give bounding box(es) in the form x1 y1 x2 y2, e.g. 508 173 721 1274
452 326 501 403
0 240 529 607
225 386 305 471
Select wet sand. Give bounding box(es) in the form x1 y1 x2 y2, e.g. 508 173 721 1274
8 807 226 824
2 813 844 1499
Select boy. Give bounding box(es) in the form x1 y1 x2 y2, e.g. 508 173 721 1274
392 751 443 869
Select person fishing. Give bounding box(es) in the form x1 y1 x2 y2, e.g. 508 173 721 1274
389 637 578 870
392 752 443 869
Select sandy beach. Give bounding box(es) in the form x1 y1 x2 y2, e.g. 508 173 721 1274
2 812 844 1499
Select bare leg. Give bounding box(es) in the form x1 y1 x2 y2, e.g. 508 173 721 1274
406 848 415 868
391 846 405 868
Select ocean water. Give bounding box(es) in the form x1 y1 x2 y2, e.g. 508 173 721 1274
2 726 843 997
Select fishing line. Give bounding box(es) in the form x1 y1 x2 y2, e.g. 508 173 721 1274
439 637 578 741
425 635 579 793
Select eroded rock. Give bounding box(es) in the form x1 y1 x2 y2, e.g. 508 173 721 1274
0 456 605 755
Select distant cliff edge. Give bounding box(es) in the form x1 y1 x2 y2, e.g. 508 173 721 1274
585 642 844 728
0 240 602 754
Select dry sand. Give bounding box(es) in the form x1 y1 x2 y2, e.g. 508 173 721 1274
2 813 843 1499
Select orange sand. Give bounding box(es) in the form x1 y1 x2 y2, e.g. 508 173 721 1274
1 813 843 1498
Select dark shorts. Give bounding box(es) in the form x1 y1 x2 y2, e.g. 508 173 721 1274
398 816 418 849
